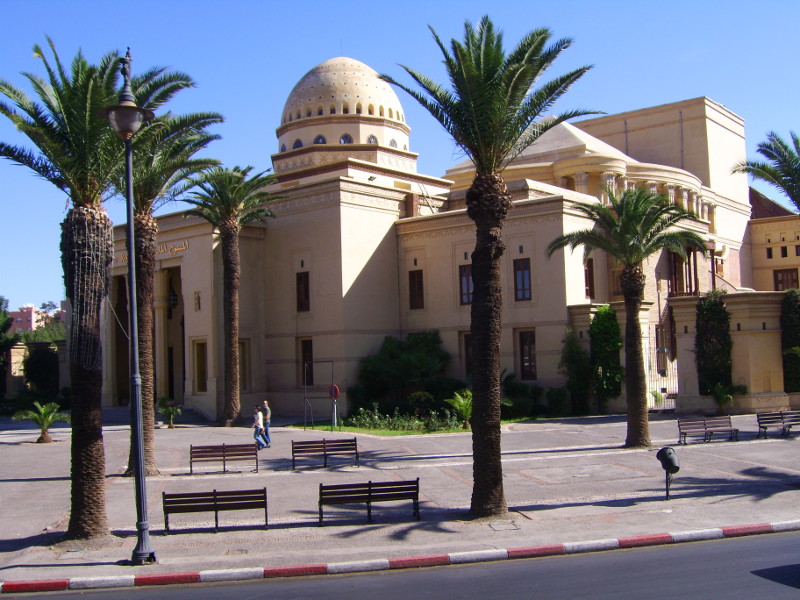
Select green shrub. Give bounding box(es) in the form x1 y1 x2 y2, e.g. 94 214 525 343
590 305 623 413
560 328 592 415
695 290 732 395
781 289 800 392
23 346 59 397
546 387 570 417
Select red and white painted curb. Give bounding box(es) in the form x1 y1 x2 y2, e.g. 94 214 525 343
2 520 798 593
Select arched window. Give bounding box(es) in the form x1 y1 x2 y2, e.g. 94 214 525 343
388 108 394 119
389 139 398 148
379 106 385 117
313 135 326 144
367 135 378 144
306 109 312 117
317 105 323 116
280 144 287 152
368 104 375 116
330 104 336 114
342 103 350 115
339 134 353 144
296 110 301 120
355 103 362 114
293 139 303 149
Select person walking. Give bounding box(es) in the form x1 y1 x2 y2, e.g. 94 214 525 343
260 399 272 447
252 405 269 450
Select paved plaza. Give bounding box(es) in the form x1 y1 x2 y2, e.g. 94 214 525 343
1 409 799 588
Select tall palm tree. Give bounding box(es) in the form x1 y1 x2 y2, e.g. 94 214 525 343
382 16 593 516
546 188 707 447
183 166 278 424
117 111 223 477
0 39 202 539
733 131 800 210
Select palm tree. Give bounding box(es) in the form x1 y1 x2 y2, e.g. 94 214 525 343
12 401 71 443
546 188 708 446
0 39 202 539
118 111 223 476
183 166 279 424
382 16 593 516
733 131 800 209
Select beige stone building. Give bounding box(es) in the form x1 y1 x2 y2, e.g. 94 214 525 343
102 57 758 419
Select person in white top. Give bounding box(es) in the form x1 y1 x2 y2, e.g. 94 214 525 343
252 405 269 450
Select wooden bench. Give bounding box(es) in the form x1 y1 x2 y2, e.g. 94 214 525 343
292 438 359 470
162 488 268 533
677 415 739 444
318 478 420 524
757 410 800 438
189 443 258 474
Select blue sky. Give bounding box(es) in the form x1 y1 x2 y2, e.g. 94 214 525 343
1 0 798 309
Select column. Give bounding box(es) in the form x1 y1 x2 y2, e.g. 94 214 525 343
154 270 169 399
647 181 658 195
679 188 689 210
574 171 589 194
602 172 617 203
665 184 676 205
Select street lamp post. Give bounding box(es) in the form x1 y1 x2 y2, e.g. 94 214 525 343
101 48 156 565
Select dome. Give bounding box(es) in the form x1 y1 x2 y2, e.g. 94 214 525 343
281 57 405 124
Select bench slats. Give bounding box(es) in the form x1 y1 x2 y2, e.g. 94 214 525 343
292 438 359 469
677 415 739 444
757 410 800 437
318 479 420 524
162 488 268 533
190 444 258 474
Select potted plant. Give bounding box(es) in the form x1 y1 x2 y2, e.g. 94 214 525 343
12 400 70 443
158 397 182 428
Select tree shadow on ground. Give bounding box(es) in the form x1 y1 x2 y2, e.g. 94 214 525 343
512 467 800 513
752 564 800 589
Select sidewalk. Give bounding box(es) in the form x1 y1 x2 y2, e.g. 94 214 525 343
1 411 799 592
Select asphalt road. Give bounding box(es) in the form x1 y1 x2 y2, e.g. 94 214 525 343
10 532 800 599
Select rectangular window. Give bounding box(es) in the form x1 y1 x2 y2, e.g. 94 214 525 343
409 269 424 309
767 248 773 259
584 258 595 299
519 330 537 380
782 246 789 258
795 245 800 257
513 258 532 301
774 268 799 291
459 264 473 305
299 338 314 385
193 340 207 393
461 332 473 379
296 271 310 312
239 340 250 392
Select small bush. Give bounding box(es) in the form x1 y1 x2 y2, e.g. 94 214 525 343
546 387 570 417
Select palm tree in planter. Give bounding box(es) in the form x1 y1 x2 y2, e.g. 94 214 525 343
116 111 223 476
382 15 593 516
0 39 207 538
546 187 708 447
733 131 800 209
13 401 71 443
183 166 279 424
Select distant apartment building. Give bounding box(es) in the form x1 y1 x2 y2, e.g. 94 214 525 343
8 302 67 333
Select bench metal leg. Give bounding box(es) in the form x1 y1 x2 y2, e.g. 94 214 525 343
367 501 372 524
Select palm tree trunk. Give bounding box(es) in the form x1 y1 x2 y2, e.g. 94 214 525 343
126 213 158 476
61 206 111 539
621 265 651 447
220 219 241 424
466 174 510 517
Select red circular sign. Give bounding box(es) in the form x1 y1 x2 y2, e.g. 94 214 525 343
329 385 340 400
